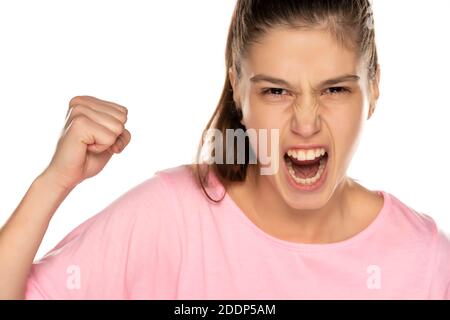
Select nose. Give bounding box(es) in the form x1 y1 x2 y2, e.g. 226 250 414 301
290 94 321 138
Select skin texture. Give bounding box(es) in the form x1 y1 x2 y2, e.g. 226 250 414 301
227 25 383 244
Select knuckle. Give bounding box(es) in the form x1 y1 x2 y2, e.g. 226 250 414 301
71 104 86 112
118 112 127 124
113 121 125 135
67 104 87 119
112 102 127 115
69 95 87 107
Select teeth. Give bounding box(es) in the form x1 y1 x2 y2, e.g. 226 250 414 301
306 150 316 160
298 151 306 161
315 149 321 158
287 148 326 162
285 156 327 186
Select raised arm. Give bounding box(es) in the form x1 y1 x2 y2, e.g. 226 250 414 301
0 96 130 299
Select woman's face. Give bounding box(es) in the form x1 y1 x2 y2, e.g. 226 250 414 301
229 26 380 210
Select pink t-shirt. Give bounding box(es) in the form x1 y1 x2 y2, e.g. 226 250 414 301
25 164 450 299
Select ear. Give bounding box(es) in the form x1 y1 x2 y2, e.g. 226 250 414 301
228 67 241 108
367 64 381 120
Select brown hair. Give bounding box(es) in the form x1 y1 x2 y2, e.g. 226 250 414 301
191 0 378 202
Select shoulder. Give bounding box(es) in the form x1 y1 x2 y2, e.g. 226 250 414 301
430 224 450 297
154 164 198 189
57 164 198 238
382 192 450 297
428 224 450 298
352 183 438 241
109 164 198 209
383 192 441 240
26 166 190 299
153 164 225 204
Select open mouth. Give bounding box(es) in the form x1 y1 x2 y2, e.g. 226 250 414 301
283 148 329 186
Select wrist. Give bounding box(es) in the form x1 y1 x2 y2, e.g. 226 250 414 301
34 169 75 196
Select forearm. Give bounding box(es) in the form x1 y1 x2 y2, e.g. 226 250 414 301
0 172 72 299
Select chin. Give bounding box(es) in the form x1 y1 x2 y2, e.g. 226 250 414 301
270 151 337 211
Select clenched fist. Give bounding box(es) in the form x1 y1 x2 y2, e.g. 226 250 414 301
42 95 131 191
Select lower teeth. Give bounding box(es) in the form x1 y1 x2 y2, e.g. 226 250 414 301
286 157 326 185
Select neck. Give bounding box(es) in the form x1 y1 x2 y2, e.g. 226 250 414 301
244 165 355 244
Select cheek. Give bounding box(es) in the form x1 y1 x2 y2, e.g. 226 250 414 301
244 95 290 160
323 97 365 163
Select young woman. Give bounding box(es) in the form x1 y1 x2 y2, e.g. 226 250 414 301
1 0 448 299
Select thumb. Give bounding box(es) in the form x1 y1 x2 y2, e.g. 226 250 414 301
86 143 115 154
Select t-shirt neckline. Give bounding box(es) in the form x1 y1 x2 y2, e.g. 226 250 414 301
210 170 391 252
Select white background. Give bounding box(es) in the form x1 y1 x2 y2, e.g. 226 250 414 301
0 0 449 260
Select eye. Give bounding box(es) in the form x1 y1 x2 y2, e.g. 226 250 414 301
261 88 289 99
322 87 351 96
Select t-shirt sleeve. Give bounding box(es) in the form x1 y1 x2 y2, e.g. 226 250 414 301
428 226 450 300
24 173 182 299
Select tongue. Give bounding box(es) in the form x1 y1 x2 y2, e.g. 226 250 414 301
292 162 320 179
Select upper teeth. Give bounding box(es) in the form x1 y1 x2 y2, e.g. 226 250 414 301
287 148 326 161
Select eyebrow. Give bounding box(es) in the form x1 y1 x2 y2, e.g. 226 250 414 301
249 73 360 88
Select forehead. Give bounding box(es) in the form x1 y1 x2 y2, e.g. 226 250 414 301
244 26 363 83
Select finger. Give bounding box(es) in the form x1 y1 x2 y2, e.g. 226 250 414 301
69 95 128 117
64 115 118 155
119 128 131 146
96 97 128 115
68 97 127 124
68 103 127 127
64 104 125 137
109 128 131 154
